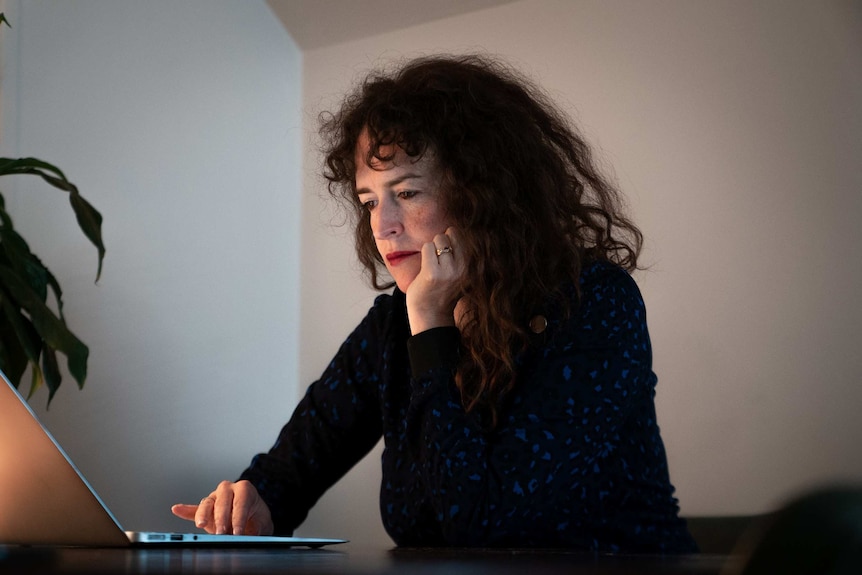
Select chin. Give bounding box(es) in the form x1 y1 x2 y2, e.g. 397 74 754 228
388 268 417 293
391 274 415 293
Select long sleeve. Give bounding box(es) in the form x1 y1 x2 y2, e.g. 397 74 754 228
398 261 695 552
237 263 693 552
238 293 405 535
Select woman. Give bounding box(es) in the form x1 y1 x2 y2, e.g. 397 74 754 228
173 54 697 553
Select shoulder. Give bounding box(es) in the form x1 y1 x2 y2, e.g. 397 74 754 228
575 260 646 318
327 289 410 372
578 259 641 297
539 260 649 350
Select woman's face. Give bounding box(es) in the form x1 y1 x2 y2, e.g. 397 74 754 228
354 133 450 292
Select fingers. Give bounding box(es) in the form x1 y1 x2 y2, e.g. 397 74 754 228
230 481 256 536
172 480 272 536
432 228 464 279
408 227 465 334
427 227 460 268
417 236 460 286
419 240 442 274
442 226 459 246
212 481 236 535
417 227 459 273
170 503 198 521
432 227 455 257
415 226 463 288
173 484 234 535
195 492 218 533
170 497 217 534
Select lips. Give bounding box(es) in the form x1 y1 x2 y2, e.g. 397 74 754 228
385 251 420 266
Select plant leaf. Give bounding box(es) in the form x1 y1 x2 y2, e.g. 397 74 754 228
42 261 66 321
0 193 67 319
28 362 46 399
37 171 106 282
41 345 62 404
0 293 30 387
0 266 88 387
0 158 105 283
68 192 105 282
0 157 68 179
0 284 45 398
0 158 103 402
0 227 49 301
0 192 13 227
0 283 43 365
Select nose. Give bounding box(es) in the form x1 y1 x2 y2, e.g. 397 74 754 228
371 198 403 239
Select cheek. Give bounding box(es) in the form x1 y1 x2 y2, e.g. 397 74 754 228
415 206 449 237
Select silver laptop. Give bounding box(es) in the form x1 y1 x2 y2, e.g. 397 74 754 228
0 370 345 548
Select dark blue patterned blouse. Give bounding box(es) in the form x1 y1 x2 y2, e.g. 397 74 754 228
240 261 697 553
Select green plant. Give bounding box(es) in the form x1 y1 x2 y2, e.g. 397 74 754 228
0 158 105 404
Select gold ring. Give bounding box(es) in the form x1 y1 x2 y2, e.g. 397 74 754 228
435 246 452 257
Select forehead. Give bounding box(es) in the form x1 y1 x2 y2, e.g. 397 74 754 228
354 130 437 178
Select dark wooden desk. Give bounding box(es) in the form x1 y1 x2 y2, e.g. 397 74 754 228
1 544 735 575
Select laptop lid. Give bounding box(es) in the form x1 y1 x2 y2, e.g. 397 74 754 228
0 370 344 548
0 370 130 546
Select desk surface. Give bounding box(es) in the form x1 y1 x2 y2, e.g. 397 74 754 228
1 544 736 575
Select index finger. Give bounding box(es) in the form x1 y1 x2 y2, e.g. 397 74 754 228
170 503 199 522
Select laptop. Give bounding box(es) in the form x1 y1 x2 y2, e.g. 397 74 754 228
0 370 345 548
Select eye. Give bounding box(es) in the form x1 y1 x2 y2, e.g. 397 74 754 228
398 190 418 200
357 193 377 210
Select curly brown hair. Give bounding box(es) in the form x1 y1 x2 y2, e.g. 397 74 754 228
320 54 642 426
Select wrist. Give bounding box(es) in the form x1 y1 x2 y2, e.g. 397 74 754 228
407 326 461 375
407 309 456 335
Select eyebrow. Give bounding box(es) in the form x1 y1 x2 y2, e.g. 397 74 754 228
356 173 423 195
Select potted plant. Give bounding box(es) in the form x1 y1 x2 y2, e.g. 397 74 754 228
0 157 105 405
0 13 104 405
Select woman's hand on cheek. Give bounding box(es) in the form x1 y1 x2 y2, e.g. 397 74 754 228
406 227 465 335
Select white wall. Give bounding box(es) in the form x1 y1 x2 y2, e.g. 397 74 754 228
297 0 862 546
1 0 302 532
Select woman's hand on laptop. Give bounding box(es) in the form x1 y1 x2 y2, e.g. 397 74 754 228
171 480 274 536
